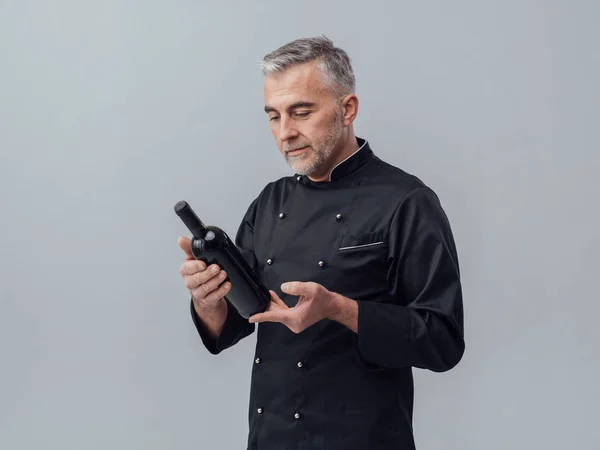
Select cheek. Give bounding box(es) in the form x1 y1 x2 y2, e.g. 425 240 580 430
269 122 279 138
298 120 322 142
311 114 335 136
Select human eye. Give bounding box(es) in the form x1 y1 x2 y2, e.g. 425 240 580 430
294 111 311 118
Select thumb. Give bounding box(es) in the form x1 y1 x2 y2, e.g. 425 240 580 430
178 236 194 260
281 281 310 296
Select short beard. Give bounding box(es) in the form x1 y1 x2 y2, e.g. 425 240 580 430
285 110 344 177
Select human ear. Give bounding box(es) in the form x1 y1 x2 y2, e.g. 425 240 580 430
341 94 358 126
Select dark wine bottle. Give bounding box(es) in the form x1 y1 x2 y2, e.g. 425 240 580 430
174 200 271 319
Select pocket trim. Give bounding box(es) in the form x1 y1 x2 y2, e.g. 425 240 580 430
338 241 384 251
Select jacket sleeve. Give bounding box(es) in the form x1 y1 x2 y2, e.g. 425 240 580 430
355 187 465 372
191 197 260 355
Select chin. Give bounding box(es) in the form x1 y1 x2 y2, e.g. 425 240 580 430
288 160 316 176
286 153 311 172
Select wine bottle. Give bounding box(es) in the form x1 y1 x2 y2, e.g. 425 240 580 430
174 200 270 319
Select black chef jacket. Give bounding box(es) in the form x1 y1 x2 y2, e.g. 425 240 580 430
190 137 465 450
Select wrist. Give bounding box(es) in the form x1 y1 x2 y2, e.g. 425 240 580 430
327 292 359 333
327 292 349 321
193 296 226 316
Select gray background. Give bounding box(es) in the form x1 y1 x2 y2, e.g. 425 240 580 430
1 1 599 449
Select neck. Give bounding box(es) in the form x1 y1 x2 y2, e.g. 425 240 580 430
308 133 359 182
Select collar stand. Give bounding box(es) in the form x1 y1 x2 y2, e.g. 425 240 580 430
294 137 372 187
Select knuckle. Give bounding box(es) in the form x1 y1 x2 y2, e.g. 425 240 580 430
191 288 203 301
186 262 196 275
182 273 191 287
206 291 220 305
196 271 208 285
193 271 204 285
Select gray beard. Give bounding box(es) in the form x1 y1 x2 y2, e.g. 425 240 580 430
286 113 344 177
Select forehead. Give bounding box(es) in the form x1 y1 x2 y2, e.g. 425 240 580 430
263 61 331 108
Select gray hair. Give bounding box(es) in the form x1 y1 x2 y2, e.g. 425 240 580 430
259 35 356 97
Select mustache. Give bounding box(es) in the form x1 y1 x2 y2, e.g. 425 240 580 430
285 144 310 152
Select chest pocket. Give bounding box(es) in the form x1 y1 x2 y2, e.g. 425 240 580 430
338 230 386 253
328 229 389 298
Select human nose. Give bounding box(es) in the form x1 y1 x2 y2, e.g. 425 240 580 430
278 116 298 141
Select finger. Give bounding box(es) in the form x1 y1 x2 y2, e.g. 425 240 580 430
191 269 227 295
281 281 317 297
178 236 194 260
201 280 232 305
180 260 209 277
250 294 296 325
249 308 292 324
182 264 218 290
185 267 221 290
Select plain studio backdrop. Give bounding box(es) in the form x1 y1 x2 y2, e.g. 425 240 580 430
1 1 599 449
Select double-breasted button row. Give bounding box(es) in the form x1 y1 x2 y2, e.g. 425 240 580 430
276 211 342 221
266 207 336 274
265 258 326 267
255 357 303 368
256 408 300 419
254 357 303 418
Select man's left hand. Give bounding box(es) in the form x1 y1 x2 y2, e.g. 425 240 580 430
249 281 338 334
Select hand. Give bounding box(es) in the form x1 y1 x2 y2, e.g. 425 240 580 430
249 281 337 334
178 236 231 308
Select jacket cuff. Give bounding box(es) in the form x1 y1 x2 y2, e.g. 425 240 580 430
354 300 412 370
190 298 254 355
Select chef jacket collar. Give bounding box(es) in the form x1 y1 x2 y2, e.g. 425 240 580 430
294 137 373 187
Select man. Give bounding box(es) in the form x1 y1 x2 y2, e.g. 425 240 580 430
178 35 465 450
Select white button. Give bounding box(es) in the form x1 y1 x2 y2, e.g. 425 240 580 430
279 213 285 219
294 412 300 419
336 213 342 220
318 261 325 267
297 361 303 368
297 176 301 181
255 358 261 364
257 408 263 414
267 259 273 265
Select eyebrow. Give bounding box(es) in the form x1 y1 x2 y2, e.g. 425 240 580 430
264 101 316 113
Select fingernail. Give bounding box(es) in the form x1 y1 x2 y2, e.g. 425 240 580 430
212 265 219 274
281 283 288 290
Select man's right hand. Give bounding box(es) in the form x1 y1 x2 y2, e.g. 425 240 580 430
178 237 232 309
